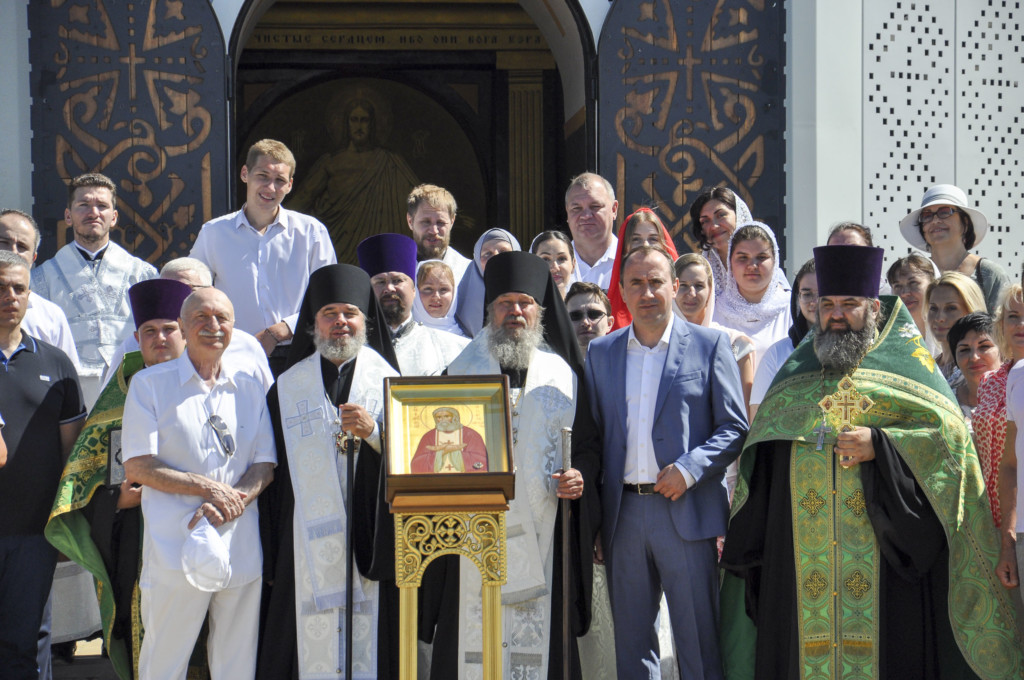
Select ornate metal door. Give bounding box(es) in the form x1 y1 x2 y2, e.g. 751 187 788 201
598 0 785 255
28 0 229 264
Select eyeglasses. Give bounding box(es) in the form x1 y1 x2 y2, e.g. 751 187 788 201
207 414 235 456
919 206 959 225
798 292 817 303
569 309 607 322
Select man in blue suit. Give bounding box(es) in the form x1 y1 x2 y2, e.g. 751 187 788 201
584 245 748 679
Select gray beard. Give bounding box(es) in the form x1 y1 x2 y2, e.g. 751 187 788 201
314 325 367 364
487 322 543 372
813 312 878 375
435 420 461 433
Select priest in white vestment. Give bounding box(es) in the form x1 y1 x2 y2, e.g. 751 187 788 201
32 173 156 408
423 251 602 680
356 232 468 376
258 264 402 680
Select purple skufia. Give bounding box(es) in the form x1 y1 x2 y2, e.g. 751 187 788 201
356 233 418 280
128 279 192 329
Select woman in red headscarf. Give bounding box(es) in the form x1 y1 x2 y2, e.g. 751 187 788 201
606 208 679 330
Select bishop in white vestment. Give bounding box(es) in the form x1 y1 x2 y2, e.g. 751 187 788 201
258 264 402 680
423 252 602 680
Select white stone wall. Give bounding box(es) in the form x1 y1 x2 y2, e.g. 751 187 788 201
863 0 1023 279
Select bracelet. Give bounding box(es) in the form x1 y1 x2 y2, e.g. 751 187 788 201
265 327 280 344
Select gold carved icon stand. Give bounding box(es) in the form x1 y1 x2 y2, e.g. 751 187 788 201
382 376 516 680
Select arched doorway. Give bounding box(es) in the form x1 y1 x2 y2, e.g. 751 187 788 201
229 0 594 264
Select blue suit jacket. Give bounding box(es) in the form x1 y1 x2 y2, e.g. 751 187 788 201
585 316 749 551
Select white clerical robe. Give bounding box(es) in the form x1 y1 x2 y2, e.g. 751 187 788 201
276 347 397 679
32 242 156 407
446 330 576 679
392 320 468 377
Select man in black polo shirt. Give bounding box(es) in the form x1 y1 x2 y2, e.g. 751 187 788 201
0 250 85 678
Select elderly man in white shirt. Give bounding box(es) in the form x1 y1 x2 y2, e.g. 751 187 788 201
0 209 81 369
564 173 619 290
101 257 273 392
190 139 336 376
122 287 276 680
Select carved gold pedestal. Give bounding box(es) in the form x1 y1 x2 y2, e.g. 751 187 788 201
394 511 508 680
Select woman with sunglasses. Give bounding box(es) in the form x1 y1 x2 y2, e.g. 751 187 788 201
900 184 1010 313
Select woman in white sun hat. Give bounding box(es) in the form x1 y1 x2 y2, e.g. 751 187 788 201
900 184 1011 313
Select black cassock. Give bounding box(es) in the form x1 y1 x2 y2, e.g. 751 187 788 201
418 367 602 680
720 429 978 680
256 356 400 680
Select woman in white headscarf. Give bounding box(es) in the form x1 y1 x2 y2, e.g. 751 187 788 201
454 228 521 337
673 253 756 414
412 260 468 337
688 186 754 295
712 221 792 364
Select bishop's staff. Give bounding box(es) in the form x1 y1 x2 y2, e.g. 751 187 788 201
560 426 572 680
344 425 356 680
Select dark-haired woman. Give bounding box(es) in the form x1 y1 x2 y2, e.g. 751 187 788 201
899 184 1010 312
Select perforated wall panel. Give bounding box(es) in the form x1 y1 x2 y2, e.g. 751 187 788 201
863 0 1023 279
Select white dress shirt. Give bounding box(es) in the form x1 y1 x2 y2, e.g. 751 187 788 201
189 205 336 336
100 328 273 393
122 353 277 588
1005 360 1024 530
568 237 618 290
441 246 472 288
22 292 81 368
623 322 696 487
749 335 797 407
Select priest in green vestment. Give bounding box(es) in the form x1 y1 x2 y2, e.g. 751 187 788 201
720 244 1024 680
44 279 193 680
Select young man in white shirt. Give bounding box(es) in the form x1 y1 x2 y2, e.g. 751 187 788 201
190 139 336 376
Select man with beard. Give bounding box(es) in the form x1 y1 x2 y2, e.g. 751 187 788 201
121 287 276 679
357 233 467 375
424 251 600 679
257 264 401 680
405 184 471 286
32 173 157 408
720 245 1023 679
410 406 488 473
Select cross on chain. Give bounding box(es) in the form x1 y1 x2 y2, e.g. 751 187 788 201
334 406 355 455
812 421 833 451
818 376 874 435
285 400 323 437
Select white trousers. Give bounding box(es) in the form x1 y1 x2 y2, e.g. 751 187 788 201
138 565 260 680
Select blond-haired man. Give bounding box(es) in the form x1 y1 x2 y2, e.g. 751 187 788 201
406 183 470 286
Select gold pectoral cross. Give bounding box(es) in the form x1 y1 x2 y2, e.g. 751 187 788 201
818 375 874 434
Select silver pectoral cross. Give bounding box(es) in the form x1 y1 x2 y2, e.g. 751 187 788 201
813 420 833 451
